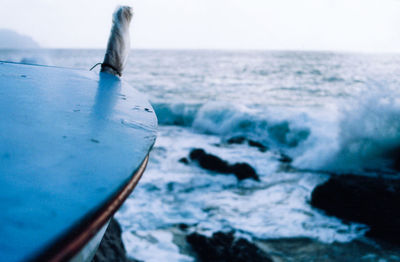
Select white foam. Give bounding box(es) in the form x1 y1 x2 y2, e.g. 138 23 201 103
122 230 193 262
116 126 368 261
154 101 313 151
295 88 400 174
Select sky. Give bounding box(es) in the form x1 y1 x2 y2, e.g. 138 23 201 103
1 0 400 52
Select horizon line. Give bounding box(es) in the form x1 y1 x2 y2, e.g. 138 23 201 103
1 46 400 55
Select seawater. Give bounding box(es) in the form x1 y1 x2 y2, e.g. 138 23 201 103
2 49 400 261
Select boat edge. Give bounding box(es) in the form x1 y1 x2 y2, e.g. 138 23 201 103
30 155 149 262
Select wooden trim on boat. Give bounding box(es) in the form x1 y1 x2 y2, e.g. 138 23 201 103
32 155 149 262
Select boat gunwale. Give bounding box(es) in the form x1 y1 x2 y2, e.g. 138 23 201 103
31 155 149 262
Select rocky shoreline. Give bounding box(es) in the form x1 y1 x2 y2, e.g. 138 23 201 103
170 224 400 262
187 231 273 262
179 147 400 261
187 148 260 181
92 218 140 262
98 144 400 261
311 174 400 245
96 193 400 262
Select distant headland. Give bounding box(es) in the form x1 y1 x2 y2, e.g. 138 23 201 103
0 29 40 49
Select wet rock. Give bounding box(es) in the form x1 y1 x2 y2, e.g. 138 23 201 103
311 175 400 245
230 163 259 181
278 153 292 163
187 231 273 262
248 140 268 152
255 237 400 262
227 136 246 145
178 223 190 231
226 136 268 152
190 149 230 173
171 226 400 262
189 149 259 181
179 157 189 164
92 218 140 262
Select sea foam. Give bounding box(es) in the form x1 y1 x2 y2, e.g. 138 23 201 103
153 96 400 176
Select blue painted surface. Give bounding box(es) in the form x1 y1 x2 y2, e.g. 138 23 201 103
0 62 157 262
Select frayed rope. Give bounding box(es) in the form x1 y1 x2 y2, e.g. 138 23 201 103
89 62 121 76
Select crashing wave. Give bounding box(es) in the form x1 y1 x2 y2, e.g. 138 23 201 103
319 93 400 174
153 97 400 176
153 101 311 150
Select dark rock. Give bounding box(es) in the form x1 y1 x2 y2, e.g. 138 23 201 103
248 140 268 152
385 147 400 171
226 136 268 152
178 223 189 231
187 231 272 262
311 175 400 245
190 149 231 174
256 237 400 262
92 218 140 262
227 136 246 145
179 157 189 164
189 149 259 181
229 163 259 181
278 153 292 163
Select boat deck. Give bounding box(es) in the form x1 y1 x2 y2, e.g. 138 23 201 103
0 62 157 261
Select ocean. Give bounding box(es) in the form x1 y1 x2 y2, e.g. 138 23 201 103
2 49 400 261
